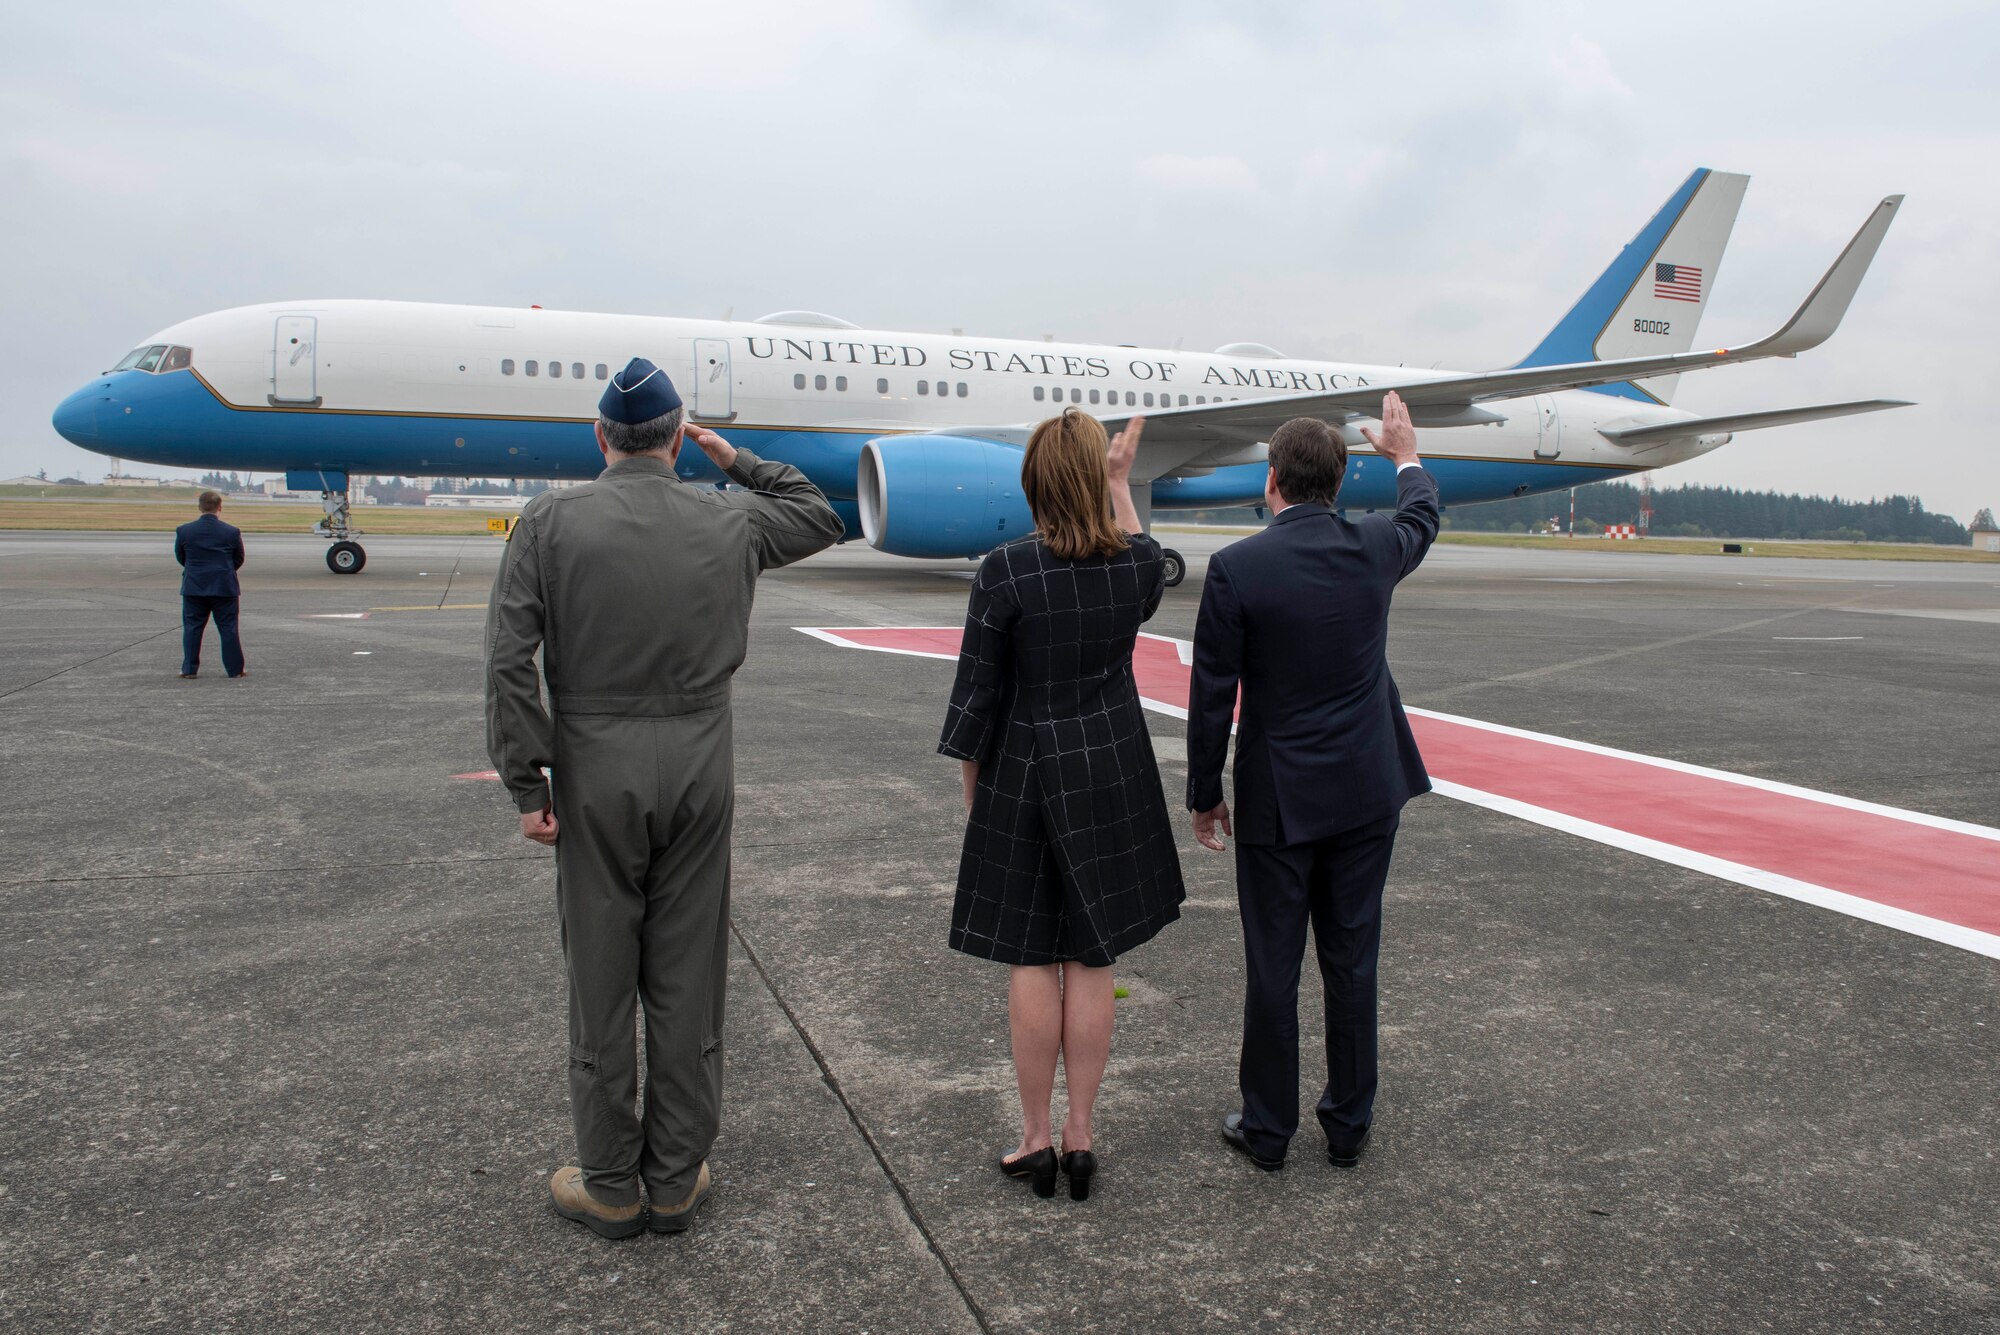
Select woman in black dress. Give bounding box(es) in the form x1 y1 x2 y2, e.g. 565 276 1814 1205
938 410 1186 1201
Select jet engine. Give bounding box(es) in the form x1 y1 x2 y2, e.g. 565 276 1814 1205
1149 463 1270 510
857 435 1032 558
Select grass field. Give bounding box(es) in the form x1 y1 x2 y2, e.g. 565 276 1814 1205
1157 524 2000 564
1 483 208 500
1430 531 2000 562
0 500 518 536
6 503 1994 561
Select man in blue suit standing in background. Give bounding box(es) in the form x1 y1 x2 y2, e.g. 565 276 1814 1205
174 489 248 679
1186 391 1438 1174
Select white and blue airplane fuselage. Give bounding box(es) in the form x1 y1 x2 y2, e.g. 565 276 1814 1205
51 169 1909 577
56 300 1682 503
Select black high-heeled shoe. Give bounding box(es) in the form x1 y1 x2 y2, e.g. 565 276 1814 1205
1061 1149 1097 1201
997 1147 1058 1198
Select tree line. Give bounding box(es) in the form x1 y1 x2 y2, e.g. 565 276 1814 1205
1444 481 1973 544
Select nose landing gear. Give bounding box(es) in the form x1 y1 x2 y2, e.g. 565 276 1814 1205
316 487 367 574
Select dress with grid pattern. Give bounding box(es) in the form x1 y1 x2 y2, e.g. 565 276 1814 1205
938 532 1186 966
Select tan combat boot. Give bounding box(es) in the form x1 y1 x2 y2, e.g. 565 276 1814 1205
549 1166 648 1239
649 1161 713 1234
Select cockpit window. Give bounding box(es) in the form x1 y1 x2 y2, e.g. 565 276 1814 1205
110 344 191 374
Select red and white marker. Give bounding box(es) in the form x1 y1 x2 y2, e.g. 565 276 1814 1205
797 627 2000 959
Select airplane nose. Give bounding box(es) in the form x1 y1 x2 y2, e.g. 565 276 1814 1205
51 383 104 445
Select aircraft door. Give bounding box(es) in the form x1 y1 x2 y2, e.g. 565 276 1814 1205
692 338 734 421
272 316 319 406
1533 394 1561 459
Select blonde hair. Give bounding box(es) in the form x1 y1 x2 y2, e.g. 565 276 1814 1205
1021 410 1129 561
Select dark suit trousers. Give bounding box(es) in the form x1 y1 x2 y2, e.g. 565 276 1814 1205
181 595 245 677
1235 812 1399 1159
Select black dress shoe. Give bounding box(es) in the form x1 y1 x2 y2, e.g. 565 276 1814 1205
1060 1149 1096 1201
1221 1112 1283 1171
997 1146 1058 1198
1327 1126 1372 1169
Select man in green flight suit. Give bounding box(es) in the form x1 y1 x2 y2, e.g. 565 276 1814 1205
485 356 843 1238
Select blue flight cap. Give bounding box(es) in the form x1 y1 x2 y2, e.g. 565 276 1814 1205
598 357 684 424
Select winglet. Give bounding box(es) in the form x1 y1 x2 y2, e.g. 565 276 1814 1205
1747 196 1903 357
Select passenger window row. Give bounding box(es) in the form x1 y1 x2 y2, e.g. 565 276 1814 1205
500 360 608 380
1032 386 1212 407
793 376 969 397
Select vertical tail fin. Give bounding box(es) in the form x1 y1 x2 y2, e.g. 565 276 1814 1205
1514 167 1749 405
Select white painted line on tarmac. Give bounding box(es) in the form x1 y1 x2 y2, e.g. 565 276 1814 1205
1428 779 2000 960
1847 608 2000 625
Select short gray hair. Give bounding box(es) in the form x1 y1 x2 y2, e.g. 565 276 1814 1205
598 406 685 455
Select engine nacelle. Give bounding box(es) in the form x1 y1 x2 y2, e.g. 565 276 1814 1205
825 497 862 544
1149 462 1270 511
858 435 1032 558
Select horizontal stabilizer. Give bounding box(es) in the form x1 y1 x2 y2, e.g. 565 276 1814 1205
1599 399 1914 447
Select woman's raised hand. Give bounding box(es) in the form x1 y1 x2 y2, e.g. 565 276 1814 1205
1107 417 1143 486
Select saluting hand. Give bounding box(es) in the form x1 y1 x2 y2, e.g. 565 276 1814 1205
687 425 739 472
1360 390 1419 468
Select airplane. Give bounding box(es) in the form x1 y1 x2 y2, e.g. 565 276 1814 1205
51 169 1908 584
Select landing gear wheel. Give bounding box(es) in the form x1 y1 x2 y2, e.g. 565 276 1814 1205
1161 548 1186 588
327 541 366 574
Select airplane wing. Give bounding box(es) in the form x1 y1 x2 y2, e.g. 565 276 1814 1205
1100 194 1903 462
1597 399 1914 447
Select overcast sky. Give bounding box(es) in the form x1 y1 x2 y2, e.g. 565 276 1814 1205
5 1 1993 517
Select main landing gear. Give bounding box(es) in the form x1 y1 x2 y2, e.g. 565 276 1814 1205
316 487 367 574
1128 484 1186 589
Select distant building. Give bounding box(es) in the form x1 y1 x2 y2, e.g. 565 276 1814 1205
253 480 376 504
1972 507 1999 553
425 494 533 508
102 473 188 488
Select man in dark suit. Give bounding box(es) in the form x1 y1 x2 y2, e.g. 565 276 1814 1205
1186 391 1437 1172
174 490 248 679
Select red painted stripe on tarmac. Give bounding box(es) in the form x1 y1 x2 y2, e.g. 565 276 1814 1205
803 627 2000 952
1403 711 2000 937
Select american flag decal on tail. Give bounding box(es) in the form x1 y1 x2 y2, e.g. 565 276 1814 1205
1655 262 1704 303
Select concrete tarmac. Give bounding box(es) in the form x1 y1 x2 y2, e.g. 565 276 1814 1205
1 529 1995 1333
